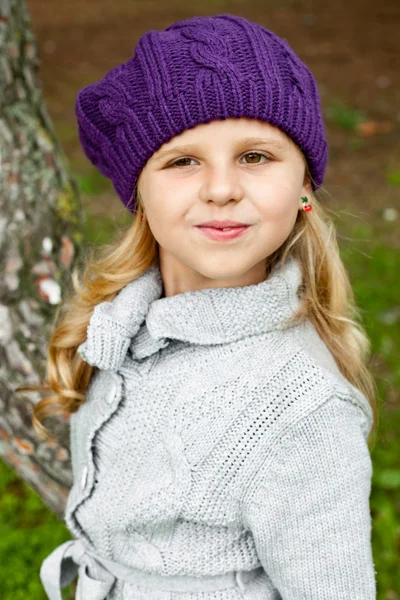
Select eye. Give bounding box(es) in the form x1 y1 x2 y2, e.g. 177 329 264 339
168 151 271 168
240 152 270 165
170 157 197 168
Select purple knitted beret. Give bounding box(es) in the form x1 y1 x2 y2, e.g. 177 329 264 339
75 14 328 213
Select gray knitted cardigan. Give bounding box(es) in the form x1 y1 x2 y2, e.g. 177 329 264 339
40 255 377 600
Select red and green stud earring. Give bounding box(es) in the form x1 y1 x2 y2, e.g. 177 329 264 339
301 196 312 212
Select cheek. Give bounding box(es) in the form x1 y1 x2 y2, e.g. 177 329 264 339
257 193 296 220
251 169 299 217
146 192 188 230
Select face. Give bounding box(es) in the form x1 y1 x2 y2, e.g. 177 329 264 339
137 117 311 296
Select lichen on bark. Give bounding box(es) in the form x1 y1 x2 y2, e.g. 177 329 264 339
0 0 85 518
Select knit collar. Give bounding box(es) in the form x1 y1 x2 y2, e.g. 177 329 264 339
146 253 302 341
78 255 304 369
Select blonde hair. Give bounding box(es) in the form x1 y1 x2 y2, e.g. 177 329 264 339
22 157 378 452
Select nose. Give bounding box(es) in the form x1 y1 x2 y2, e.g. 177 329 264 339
199 163 245 205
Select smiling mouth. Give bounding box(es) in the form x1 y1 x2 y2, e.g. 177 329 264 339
195 225 251 241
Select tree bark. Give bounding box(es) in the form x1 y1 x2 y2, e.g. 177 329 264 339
0 0 83 519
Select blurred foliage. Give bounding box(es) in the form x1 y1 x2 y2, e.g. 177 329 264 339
75 169 111 197
82 202 132 246
325 99 367 131
386 169 400 187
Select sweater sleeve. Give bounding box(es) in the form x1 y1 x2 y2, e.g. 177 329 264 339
242 395 377 599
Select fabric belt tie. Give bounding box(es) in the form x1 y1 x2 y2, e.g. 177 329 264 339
40 539 264 600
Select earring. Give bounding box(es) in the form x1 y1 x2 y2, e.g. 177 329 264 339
301 196 312 212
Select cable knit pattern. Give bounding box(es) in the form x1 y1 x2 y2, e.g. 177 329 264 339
40 256 376 600
75 14 328 211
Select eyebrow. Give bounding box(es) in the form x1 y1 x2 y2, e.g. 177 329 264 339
153 137 286 162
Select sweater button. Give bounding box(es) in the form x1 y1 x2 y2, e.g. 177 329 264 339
106 379 117 404
80 466 88 489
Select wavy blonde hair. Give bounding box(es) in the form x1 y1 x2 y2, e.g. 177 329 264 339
24 156 378 451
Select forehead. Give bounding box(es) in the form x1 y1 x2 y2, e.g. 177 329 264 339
159 117 287 147
149 117 297 164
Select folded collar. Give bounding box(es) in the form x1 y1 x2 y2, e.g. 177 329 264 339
78 256 303 370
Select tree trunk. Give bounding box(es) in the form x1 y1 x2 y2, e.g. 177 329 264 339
0 0 83 519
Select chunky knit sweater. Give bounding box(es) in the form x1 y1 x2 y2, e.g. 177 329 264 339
40 255 377 600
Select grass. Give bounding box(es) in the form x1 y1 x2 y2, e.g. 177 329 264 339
1 206 399 599
336 215 400 594
0 460 74 599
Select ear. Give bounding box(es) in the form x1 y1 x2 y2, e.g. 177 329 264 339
301 176 312 197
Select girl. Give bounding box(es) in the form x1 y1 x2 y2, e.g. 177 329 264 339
36 13 378 600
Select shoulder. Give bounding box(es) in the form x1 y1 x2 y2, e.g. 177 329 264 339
244 319 370 418
238 315 341 385
287 319 373 436
237 324 373 481
252 318 372 430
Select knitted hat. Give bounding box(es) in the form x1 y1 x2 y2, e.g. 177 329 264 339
75 14 328 213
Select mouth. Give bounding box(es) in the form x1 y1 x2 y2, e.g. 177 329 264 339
195 225 251 241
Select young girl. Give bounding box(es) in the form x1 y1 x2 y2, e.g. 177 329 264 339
36 13 378 600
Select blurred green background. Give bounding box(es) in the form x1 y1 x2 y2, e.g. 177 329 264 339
1 0 399 598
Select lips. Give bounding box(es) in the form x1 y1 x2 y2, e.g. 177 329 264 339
197 220 250 228
195 225 251 241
